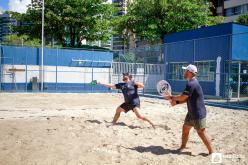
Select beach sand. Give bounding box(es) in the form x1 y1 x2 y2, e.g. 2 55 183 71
0 93 247 165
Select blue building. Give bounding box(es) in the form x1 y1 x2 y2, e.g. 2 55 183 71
164 23 248 98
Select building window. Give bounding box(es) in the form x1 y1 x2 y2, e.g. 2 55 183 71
233 6 241 15
194 61 216 82
169 62 188 80
224 5 243 16
224 8 234 16
245 4 248 12
217 0 223 7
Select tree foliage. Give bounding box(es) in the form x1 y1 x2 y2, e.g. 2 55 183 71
237 13 248 26
11 0 116 47
113 0 224 43
3 34 41 47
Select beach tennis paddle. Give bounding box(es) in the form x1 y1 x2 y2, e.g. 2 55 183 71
90 80 98 86
157 80 172 97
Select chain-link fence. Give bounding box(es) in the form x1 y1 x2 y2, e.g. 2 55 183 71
112 44 165 96
165 33 248 109
0 32 247 109
112 33 248 109
0 45 112 93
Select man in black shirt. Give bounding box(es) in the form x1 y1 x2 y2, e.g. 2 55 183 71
98 73 155 128
166 64 213 155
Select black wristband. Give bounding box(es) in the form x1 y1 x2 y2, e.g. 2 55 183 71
176 101 180 104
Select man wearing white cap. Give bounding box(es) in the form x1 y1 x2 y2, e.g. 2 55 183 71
166 64 213 155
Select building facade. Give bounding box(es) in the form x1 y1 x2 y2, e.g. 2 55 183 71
112 0 129 53
216 0 248 22
0 13 17 42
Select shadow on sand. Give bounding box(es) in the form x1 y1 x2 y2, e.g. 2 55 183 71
104 120 142 129
123 145 209 157
85 120 102 124
123 145 192 156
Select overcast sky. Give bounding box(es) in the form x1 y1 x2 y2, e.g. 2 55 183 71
0 0 112 14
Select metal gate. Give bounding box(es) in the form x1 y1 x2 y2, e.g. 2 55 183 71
112 62 164 95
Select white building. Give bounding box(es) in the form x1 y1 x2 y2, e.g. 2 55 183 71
216 0 248 22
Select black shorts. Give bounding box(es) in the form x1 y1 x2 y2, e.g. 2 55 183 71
120 103 140 113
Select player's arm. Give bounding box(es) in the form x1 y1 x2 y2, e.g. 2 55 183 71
135 82 144 89
167 83 191 105
165 95 188 106
165 95 188 102
171 95 188 103
97 82 116 89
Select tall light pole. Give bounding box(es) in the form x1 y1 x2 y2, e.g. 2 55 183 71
41 0 45 91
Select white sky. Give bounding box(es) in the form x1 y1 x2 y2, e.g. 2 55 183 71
8 0 112 14
8 0 31 13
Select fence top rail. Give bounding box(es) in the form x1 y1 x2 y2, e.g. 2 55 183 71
164 31 248 46
71 59 112 63
112 62 164 66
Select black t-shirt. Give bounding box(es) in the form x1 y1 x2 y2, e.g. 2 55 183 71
182 78 206 120
115 81 140 106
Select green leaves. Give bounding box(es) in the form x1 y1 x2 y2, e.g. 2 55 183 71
237 13 248 26
3 34 41 47
11 0 115 47
114 0 223 43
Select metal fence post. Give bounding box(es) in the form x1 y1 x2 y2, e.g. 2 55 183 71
143 47 147 96
238 62 241 101
91 49 94 93
25 51 28 92
0 45 2 92
56 47 58 92
118 53 120 83
193 39 196 62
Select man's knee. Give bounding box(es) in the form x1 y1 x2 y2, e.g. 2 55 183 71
196 128 205 135
116 107 124 114
135 113 143 119
182 124 192 134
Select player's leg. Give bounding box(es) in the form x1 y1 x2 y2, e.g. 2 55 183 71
112 106 125 124
196 128 213 155
179 124 192 150
133 107 155 128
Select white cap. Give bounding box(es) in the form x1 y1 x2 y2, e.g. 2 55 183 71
182 64 197 74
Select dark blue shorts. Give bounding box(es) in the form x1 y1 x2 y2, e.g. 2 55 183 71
120 103 140 113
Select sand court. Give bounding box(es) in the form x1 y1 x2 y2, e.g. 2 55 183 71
0 93 247 165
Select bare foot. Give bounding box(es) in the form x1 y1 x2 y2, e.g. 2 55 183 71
208 150 213 155
177 146 187 152
151 124 156 129
106 122 115 128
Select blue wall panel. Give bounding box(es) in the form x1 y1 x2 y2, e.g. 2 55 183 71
1 83 110 93
194 36 230 61
164 23 232 43
167 80 217 96
2 46 39 65
165 40 194 62
232 24 248 61
1 46 113 67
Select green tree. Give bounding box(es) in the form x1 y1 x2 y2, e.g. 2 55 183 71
237 13 248 26
11 0 116 47
113 0 223 43
3 34 41 47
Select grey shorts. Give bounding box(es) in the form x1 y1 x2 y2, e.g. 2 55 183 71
184 115 206 129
